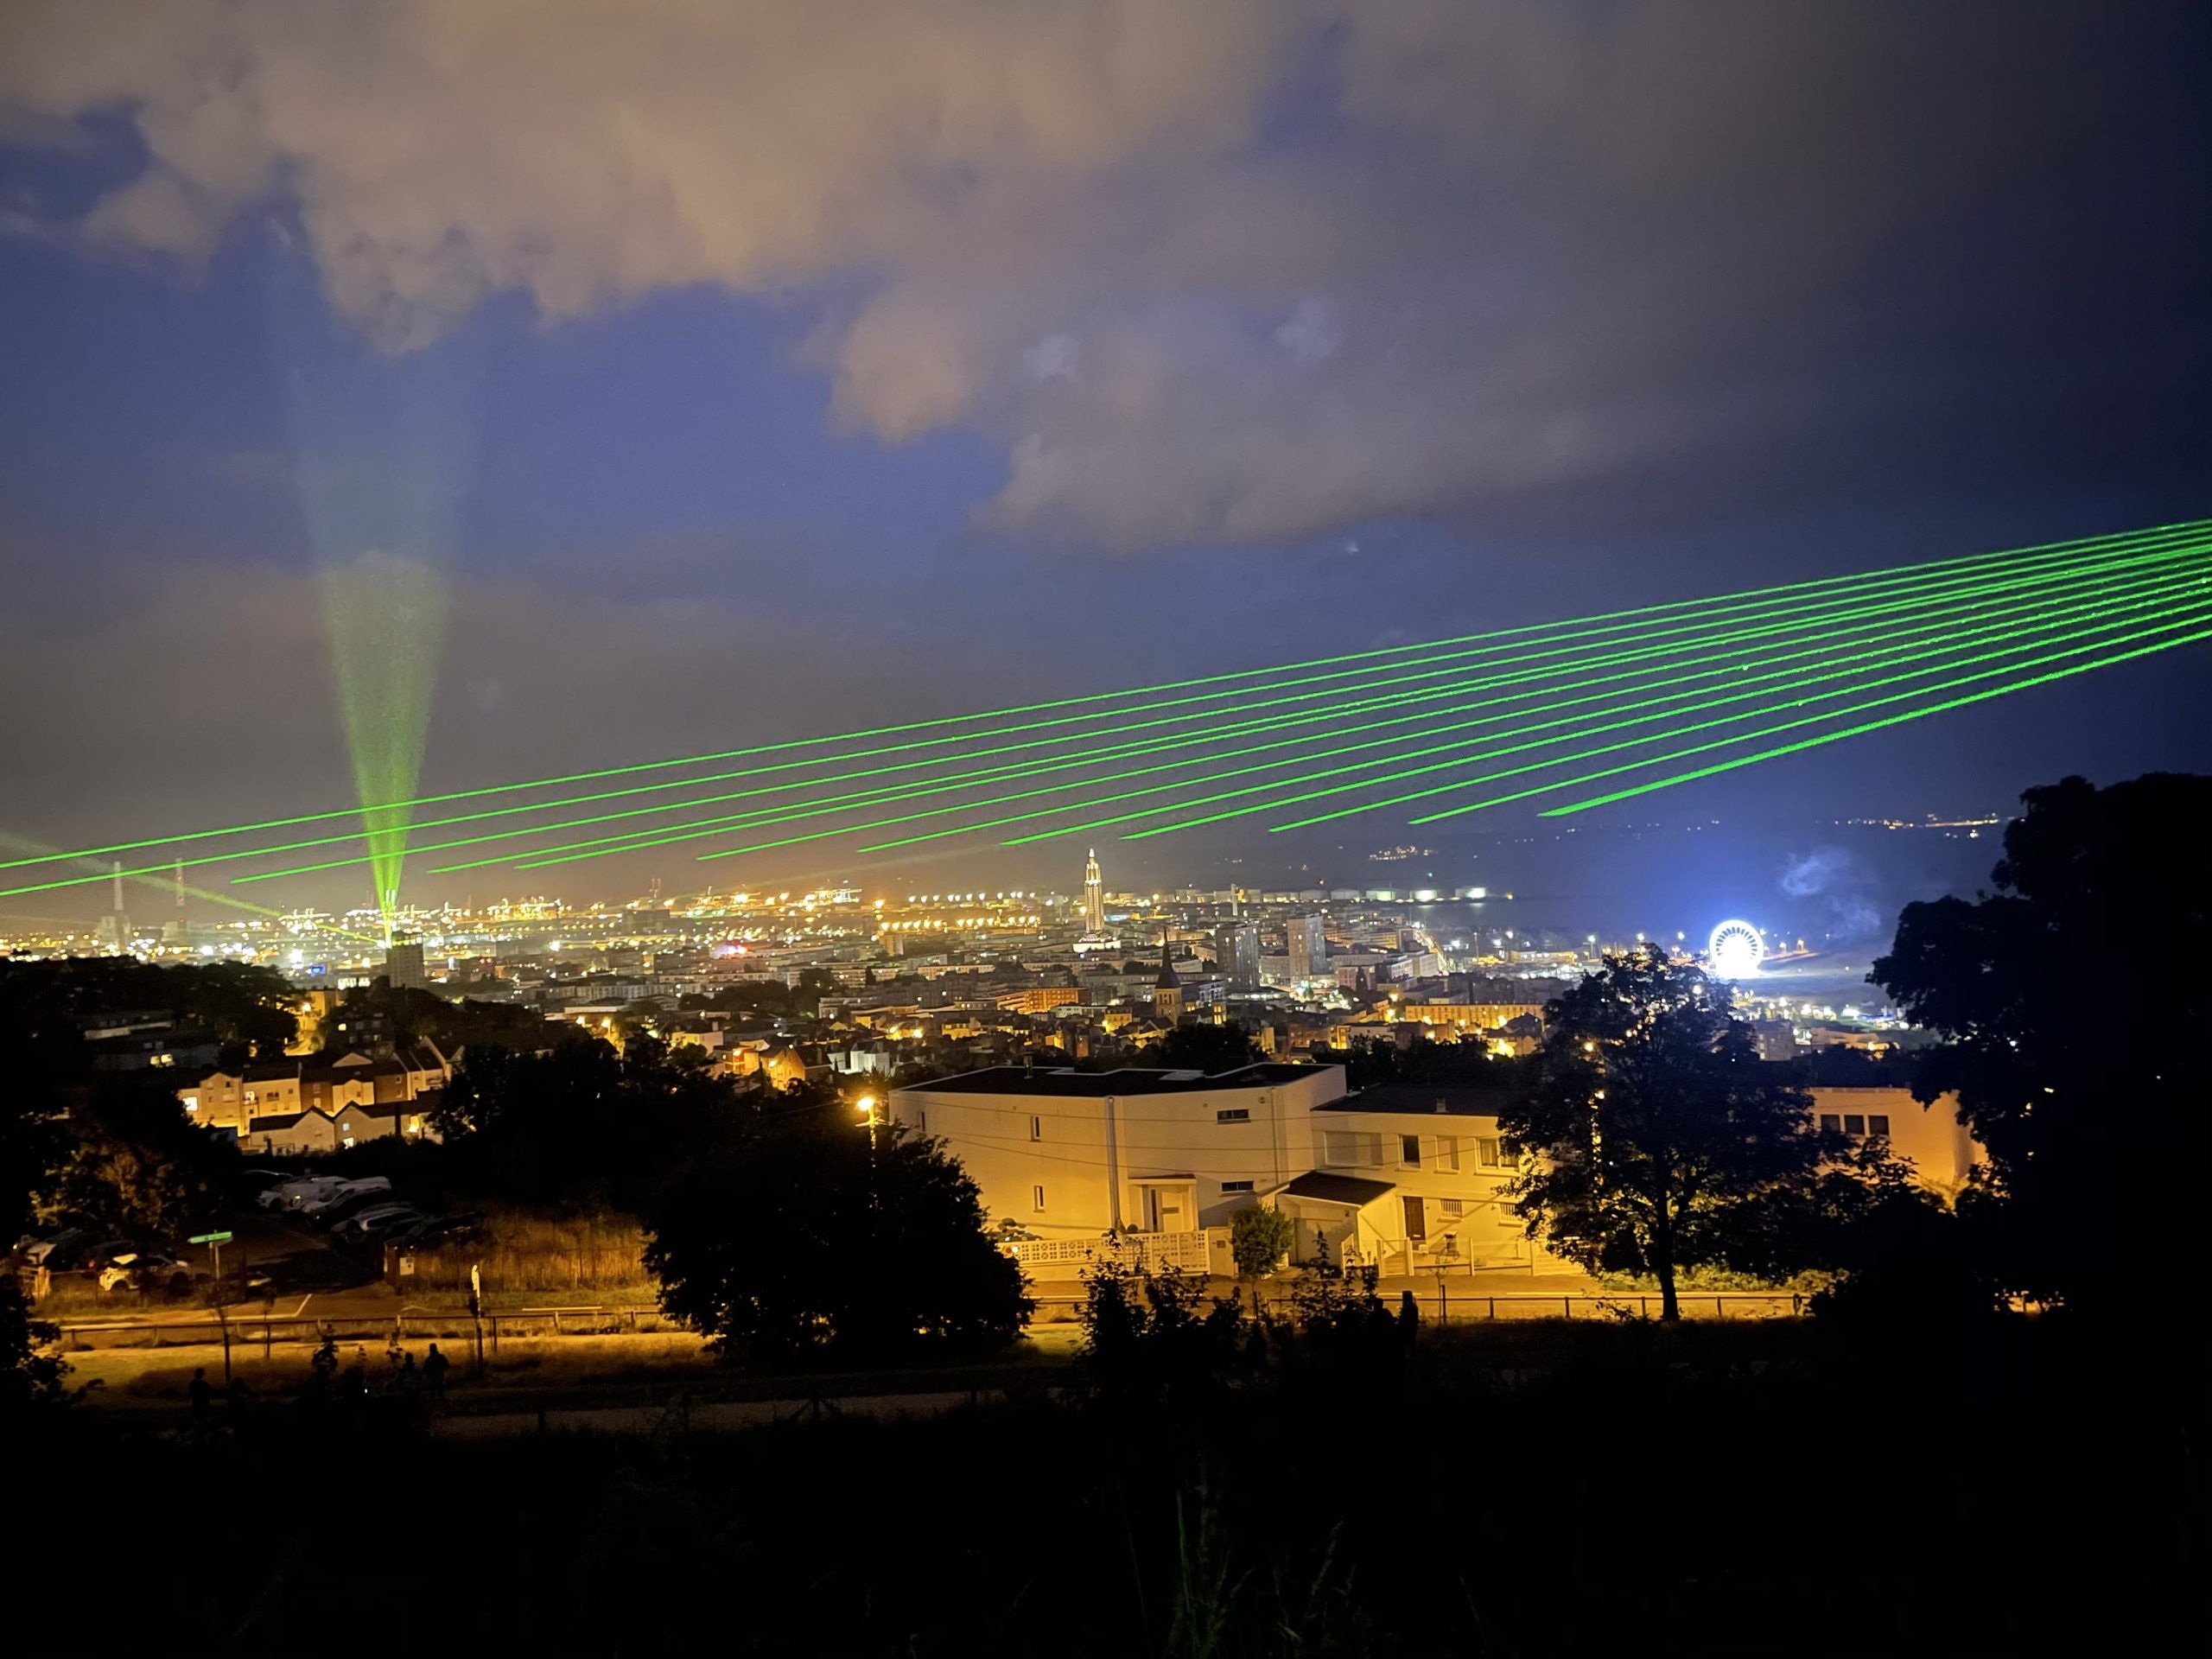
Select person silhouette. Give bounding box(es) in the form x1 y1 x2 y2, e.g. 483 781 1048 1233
187 1367 213 1422
422 1342 450 1398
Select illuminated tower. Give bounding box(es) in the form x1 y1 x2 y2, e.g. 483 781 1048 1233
1153 927 1184 1023
1083 849 1105 935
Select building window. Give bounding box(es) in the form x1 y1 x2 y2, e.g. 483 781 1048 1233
182 1096 200 1112
1033 1185 1046 1211
1029 1115 1042 1141
1868 1115 1891 1138
1475 1136 1505 1167
1441 1135 1461 1172
1440 1198 1464 1217
1819 1114 1842 1133
1843 1114 1866 1136
1221 1179 1255 1193
1322 1130 1384 1166
1400 1135 1421 1167
1217 1108 1249 1123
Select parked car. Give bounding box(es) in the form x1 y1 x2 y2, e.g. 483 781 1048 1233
329 1203 421 1238
99 1251 193 1295
238 1166 300 1201
385 1212 480 1249
295 1177 393 1220
18 1228 92 1268
54 1234 136 1274
260 1176 344 1212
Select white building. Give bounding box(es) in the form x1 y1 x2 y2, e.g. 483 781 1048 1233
895 1068 1984 1279
893 1063 1344 1242
1293 1084 1551 1272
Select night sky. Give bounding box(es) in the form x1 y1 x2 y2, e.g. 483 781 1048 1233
2 2 2208 918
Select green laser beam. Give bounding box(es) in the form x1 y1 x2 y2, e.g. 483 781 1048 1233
887 563 2212 853
1415 606 2212 827
218 536 2206 885
8 515 2205 870
1539 626 2212 817
3 534 2190 901
670 565 2209 861
207 521 2212 882
1278 597 2212 830
463 543 2212 874
1030 573 2212 843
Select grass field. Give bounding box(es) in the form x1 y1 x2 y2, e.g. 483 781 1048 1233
59 1322 1091 1413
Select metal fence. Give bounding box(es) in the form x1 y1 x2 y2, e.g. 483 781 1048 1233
1007 1230 1211 1275
1030 1288 1809 1323
54 1287 1812 1352
54 1305 676 1352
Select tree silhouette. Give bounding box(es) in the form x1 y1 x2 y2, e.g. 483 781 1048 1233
1872 772 2210 1317
642 1104 1030 1364
1503 944 1827 1319
1148 1021 1262 1071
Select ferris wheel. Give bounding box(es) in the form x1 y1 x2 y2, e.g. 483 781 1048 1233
1706 919 1765 979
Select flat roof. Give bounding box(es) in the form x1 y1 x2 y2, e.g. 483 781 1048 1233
1319 1084 1517 1117
896 1062 1330 1098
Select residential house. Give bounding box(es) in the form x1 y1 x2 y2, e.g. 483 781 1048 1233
893 1063 1345 1243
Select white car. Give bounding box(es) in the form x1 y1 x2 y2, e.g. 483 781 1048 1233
260 1176 344 1211
99 1252 192 1295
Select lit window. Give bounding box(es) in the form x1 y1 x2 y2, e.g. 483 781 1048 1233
1400 1135 1421 1167
1221 1179 1255 1193
1217 1108 1249 1123
1032 1185 1046 1211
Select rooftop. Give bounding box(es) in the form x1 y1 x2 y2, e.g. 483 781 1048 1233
897 1062 1330 1098
1324 1084 1519 1117
1281 1171 1396 1205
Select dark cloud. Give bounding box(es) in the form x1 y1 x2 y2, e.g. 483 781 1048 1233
3 1 2203 551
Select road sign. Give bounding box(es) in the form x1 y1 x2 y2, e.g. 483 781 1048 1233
188 1230 234 1245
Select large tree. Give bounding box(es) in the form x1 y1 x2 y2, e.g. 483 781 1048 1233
1503 944 1827 1319
430 1034 751 1210
1872 772 2209 1316
642 1104 1031 1364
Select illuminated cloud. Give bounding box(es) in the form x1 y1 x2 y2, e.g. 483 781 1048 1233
0 1 2198 549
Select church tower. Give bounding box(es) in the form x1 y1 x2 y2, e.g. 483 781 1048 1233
1152 925 1184 1023
1083 849 1105 935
